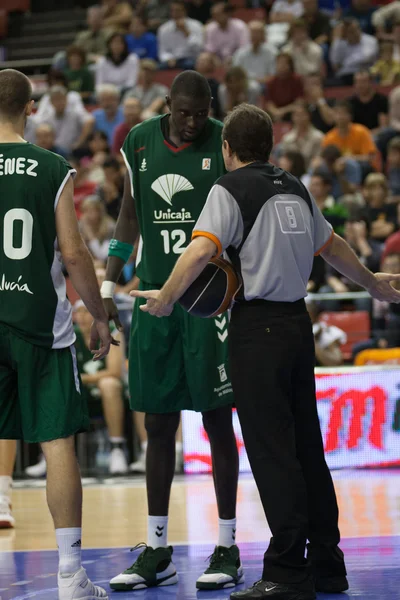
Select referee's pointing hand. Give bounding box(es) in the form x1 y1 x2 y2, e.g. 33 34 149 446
130 289 174 317
367 272 400 303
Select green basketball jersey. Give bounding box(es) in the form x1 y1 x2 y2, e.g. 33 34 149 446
0 142 76 349
122 115 225 285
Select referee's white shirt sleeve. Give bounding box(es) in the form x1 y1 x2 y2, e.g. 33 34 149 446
192 184 243 255
309 194 334 256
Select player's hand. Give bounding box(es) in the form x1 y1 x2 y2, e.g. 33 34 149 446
103 297 123 332
367 273 400 303
130 289 174 317
90 319 117 361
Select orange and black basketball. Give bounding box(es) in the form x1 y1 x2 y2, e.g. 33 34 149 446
179 257 241 318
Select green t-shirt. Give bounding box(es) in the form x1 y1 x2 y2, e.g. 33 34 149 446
122 115 226 285
0 142 76 348
64 67 94 93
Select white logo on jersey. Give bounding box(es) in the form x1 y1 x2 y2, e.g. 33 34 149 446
0 274 33 295
218 364 228 383
139 159 147 172
202 158 211 170
274 180 282 185
151 174 194 206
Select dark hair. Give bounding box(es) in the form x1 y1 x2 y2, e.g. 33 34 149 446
281 150 306 178
87 130 110 152
107 33 129 65
103 157 120 171
276 52 294 73
225 65 247 83
66 45 87 65
223 104 274 163
354 68 372 80
213 1 232 13
321 144 342 163
171 0 187 11
0 69 32 120
170 70 211 100
133 13 148 27
47 68 67 87
334 99 353 117
312 168 332 187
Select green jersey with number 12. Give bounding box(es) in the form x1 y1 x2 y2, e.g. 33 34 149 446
0 142 76 349
122 115 225 285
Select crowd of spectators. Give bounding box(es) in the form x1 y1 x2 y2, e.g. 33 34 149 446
21 0 400 366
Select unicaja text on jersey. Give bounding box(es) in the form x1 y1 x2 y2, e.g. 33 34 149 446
0 274 33 294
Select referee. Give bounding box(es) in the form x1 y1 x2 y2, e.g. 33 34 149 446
132 104 400 600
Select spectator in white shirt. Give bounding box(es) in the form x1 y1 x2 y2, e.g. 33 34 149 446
232 20 276 84
270 0 304 24
95 32 139 92
279 101 324 167
157 1 203 70
282 18 323 76
204 2 249 64
330 18 378 85
33 86 94 154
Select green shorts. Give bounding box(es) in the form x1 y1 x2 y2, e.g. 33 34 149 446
129 281 233 413
0 324 89 443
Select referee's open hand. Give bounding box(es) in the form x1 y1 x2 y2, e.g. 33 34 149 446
130 289 174 317
368 273 400 303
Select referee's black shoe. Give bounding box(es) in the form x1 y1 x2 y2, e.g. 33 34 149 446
230 579 316 600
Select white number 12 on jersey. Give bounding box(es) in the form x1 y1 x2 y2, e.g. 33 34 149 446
161 229 187 254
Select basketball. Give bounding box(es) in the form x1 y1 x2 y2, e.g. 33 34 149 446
179 257 241 318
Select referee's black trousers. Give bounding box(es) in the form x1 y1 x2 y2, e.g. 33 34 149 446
229 300 347 584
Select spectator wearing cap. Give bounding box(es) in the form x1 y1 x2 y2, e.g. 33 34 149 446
302 0 331 46
269 0 304 23
100 0 134 33
371 42 400 86
123 59 168 120
112 97 142 156
308 145 362 200
95 32 139 92
195 53 223 120
125 15 158 60
282 19 323 76
232 20 276 85
279 101 324 168
303 72 336 134
387 137 400 200
265 53 304 121
330 18 378 85
343 0 376 36
157 1 203 70
204 2 250 64
64 46 95 101
34 86 94 155
92 84 124 146
218 67 262 118
74 6 111 63
348 69 388 134
322 100 378 169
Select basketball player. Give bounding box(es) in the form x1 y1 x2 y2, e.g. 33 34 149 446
0 69 113 600
103 71 241 591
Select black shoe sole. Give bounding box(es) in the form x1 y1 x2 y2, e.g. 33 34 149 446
315 577 349 594
230 589 316 600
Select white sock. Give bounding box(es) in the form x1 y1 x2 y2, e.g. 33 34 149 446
109 436 125 444
141 441 148 454
148 515 169 548
218 518 237 548
56 527 82 576
175 441 183 454
0 476 12 499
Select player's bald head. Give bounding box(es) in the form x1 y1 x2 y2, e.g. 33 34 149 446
0 69 32 122
170 71 211 103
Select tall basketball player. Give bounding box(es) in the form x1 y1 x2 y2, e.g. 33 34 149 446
103 71 241 591
0 69 113 600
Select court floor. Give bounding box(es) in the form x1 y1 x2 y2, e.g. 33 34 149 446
1 470 400 599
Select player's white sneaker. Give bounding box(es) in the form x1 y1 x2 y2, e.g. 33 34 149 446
25 454 47 478
130 450 146 473
58 567 108 599
0 495 15 529
109 447 128 475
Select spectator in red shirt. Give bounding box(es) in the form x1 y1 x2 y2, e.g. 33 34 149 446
382 204 400 260
265 52 304 121
112 97 142 156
